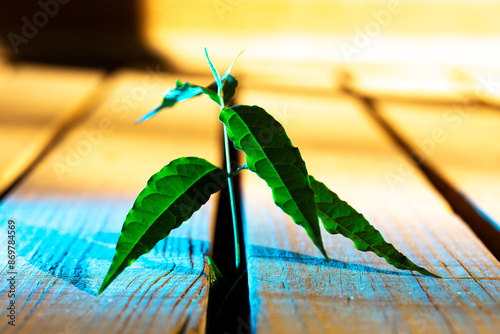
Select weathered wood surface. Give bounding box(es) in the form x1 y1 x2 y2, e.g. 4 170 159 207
368 63 500 228
345 63 466 103
379 101 500 230
0 70 221 333
0 64 104 194
345 64 500 256
238 88 500 333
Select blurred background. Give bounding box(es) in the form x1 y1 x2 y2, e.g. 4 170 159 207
1 0 500 75
2 1 500 209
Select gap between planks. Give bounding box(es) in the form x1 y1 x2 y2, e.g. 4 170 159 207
0 64 110 199
0 69 222 334
237 85 500 334
341 81 500 260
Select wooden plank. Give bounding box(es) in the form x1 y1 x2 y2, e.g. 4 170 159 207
0 70 221 333
143 0 500 74
0 64 104 194
237 88 500 333
378 101 500 231
460 66 500 107
346 63 466 103
346 65 500 256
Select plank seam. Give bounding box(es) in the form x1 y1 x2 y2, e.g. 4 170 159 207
341 80 500 261
206 117 250 333
0 68 115 202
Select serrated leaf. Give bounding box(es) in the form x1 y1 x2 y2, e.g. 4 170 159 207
135 75 238 124
219 105 329 260
98 157 228 294
310 176 439 277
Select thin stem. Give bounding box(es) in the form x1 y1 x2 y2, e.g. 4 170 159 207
204 48 243 273
230 164 248 178
223 124 241 271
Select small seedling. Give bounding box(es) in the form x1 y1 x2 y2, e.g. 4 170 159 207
98 50 438 294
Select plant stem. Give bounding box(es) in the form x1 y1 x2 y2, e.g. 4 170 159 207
230 164 248 178
223 124 241 272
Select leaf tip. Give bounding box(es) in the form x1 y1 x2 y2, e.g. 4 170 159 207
135 105 161 124
416 266 441 278
97 282 107 295
207 256 226 288
98 265 117 295
133 118 145 125
426 271 441 279
221 49 245 81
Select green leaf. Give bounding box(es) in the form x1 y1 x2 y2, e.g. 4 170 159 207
207 75 238 106
204 48 244 108
135 75 238 123
310 176 439 278
207 256 226 288
219 105 329 260
221 50 245 81
98 157 228 294
204 48 222 104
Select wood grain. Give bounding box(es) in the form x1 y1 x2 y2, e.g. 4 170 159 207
0 64 104 194
0 70 221 333
238 88 500 333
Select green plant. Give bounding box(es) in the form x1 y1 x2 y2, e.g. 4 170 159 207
98 50 438 294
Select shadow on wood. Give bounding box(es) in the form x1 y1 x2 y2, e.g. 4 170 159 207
15 222 210 296
248 245 417 277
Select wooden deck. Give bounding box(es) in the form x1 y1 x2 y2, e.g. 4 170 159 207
239 86 500 333
0 60 499 333
0 65 220 333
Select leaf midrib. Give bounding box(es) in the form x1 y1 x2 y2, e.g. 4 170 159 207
318 210 435 276
114 165 218 271
318 210 393 260
229 109 312 229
